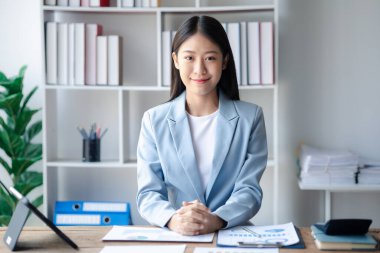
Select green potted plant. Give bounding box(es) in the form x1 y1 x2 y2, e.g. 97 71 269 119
0 66 43 226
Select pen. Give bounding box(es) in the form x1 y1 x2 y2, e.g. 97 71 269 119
242 226 262 238
238 241 283 248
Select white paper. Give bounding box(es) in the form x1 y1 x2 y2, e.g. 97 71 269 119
102 226 214 242
100 244 186 253
194 248 278 253
217 222 299 247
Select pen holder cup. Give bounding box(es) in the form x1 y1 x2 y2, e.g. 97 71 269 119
82 138 101 162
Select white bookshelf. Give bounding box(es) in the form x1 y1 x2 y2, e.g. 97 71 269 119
41 0 279 225
298 180 380 221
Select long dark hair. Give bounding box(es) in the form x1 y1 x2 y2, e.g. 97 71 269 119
169 15 240 101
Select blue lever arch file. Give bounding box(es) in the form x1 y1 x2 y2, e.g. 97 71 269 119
54 201 131 226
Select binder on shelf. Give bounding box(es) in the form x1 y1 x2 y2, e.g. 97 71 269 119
227 22 241 85
260 22 274 84
74 23 85 85
96 36 108 85
108 35 122 86
58 23 69 85
86 24 103 85
247 22 260 85
54 201 131 226
46 22 58 85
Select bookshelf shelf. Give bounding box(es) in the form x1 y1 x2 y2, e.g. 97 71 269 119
41 0 279 225
298 180 380 192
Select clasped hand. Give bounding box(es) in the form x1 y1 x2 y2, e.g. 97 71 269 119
167 200 224 235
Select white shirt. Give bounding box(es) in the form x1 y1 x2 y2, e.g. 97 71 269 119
187 110 218 192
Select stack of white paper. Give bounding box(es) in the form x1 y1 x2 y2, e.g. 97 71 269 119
358 160 380 184
299 145 358 185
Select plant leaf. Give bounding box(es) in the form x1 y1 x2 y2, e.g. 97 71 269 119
31 195 43 208
0 71 8 82
20 86 38 116
0 215 11 227
0 186 16 214
15 108 39 135
25 120 42 142
14 171 43 197
0 128 13 157
18 65 27 78
12 157 42 179
0 156 12 175
23 143 42 158
0 93 23 118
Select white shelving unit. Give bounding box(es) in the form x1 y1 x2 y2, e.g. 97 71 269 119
41 0 279 225
298 180 380 221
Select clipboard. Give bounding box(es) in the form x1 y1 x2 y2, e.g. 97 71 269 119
2 186 78 251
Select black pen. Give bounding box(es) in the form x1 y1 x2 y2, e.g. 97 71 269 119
238 241 283 248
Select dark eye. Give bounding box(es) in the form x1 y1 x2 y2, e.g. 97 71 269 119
184 56 193 61
206 56 216 61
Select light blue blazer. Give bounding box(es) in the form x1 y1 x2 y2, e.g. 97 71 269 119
136 91 267 228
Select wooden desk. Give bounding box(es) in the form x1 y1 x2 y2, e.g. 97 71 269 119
0 227 379 253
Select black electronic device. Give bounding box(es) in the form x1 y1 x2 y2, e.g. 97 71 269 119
314 219 372 235
1 181 78 251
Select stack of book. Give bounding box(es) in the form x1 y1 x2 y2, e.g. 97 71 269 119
311 225 377 250
298 144 359 185
46 22 122 86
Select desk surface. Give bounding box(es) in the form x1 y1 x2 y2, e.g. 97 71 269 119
0 226 379 253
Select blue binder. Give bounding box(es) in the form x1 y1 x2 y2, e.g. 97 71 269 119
54 201 131 226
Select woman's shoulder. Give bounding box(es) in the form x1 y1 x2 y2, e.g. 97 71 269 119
144 100 173 121
233 99 262 113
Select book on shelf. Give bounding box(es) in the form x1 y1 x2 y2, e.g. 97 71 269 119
311 225 378 250
162 30 171 87
108 36 122 86
68 23 75 85
74 23 85 85
45 0 57 5
121 0 134 7
58 23 69 85
81 0 90 6
46 22 58 84
247 22 260 85
240 22 248 86
227 22 241 85
86 24 103 85
89 0 110 7
57 0 69 6
96 36 108 85
260 22 274 84
69 0 81 7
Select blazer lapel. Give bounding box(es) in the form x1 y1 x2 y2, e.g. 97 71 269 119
167 92 205 203
205 92 239 200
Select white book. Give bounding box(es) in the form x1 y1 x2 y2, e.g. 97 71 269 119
90 0 109 6
149 0 158 7
260 22 274 84
74 23 85 85
247 22 260 85
108 36 121 86
85 24 102 85
44 0 56 5
58 23 69 85
96 36 108 85
121 0 134 7
141 0 149 7
81 0 90 6
227 23 241 85
68 23 75 85
57 0 68 6
46 22 57 84
69 0 81 6
162 31 171 87
240 22 248 86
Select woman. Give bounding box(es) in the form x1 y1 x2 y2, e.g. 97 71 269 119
137 16 267 235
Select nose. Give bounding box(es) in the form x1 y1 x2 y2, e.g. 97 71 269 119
194 58 207 75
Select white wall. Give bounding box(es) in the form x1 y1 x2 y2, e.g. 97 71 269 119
0 0 43 225
278 0 380 227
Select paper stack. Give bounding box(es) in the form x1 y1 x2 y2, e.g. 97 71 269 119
299 145 359 185
358 159 380 184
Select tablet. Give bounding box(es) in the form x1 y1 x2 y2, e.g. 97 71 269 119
3 186 78 251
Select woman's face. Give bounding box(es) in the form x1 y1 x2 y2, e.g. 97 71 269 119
172 32 226 99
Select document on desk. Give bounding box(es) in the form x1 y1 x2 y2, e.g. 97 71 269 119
100 244 186 253
102 226 214 242
217 222 299 247
194 247 278 253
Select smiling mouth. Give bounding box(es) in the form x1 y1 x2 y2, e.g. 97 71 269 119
191 78 210 84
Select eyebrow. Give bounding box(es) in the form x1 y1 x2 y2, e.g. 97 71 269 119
181 50 220 54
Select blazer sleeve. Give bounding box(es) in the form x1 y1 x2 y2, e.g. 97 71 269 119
136 111 176 227
213 107 268 228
